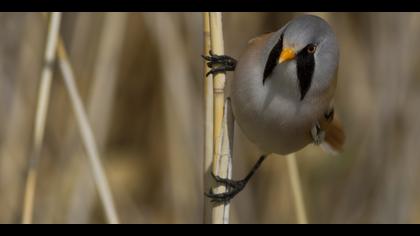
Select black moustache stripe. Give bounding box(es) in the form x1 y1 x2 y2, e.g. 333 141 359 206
263 34 283 84
296 45 315 100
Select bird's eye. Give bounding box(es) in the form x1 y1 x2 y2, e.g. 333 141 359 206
307 44 317 54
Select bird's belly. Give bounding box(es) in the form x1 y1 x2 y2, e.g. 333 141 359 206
235 102 314 154
230 80 321 155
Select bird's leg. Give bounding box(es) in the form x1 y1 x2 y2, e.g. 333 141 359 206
311 107 334 145
311 122 326 145
206 155 268 204
202 50 237 77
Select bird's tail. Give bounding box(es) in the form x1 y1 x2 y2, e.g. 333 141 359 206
320 115 346 155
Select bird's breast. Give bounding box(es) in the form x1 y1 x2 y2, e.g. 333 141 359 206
229 40 326 155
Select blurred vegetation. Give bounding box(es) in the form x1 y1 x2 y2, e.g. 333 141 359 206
1 12 420 224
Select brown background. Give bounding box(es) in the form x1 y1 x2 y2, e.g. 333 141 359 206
1 12 420 223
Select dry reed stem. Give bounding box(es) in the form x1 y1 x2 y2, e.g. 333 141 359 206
209 12 233 224
22 12 62 224
56 41 119 224
203 12 214 224
286 154 308 224
67 13 128 223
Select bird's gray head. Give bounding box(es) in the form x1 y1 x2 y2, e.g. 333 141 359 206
263 15 339 100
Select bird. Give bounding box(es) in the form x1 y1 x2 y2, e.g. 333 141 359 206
203 14 345 203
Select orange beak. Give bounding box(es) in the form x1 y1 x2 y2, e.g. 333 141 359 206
278 47 296 64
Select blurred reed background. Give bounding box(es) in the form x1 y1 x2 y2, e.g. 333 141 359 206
1 12 420 224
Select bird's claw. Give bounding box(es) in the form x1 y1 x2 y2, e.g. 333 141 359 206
202 50 237 77
205 173 247 204
205 188 237 204
211 172 246 189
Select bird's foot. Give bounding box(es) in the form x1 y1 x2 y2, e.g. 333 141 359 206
311 122 326 145
202 50 237 77
205 173 247 204
205 155 268 204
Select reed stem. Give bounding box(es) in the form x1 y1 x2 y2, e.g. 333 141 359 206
56 42 120 224
286 154 308 224
22 12 62 224
208 12 233 224
203 12 214 224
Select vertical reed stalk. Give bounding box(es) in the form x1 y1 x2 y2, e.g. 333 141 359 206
22 12 62 224
208 12 233 224
202 12 214 224
286 154 308 224
56 41 119 224
67 13 128 223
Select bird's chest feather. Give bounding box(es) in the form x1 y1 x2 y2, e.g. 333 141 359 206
230 55 329 154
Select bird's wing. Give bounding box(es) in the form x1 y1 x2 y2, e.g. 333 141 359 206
247 32 274 45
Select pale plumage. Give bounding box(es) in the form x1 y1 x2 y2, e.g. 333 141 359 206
204 14 345 203
229 15 341 155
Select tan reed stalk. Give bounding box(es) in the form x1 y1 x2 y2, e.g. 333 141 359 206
22 12 62 224
208 12 233 224
286 153 308 224
67 13 128 223
203 12 214 224
56 41 119 224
